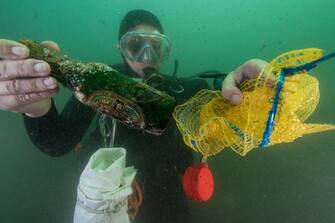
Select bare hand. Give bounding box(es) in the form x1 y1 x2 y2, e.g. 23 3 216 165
221 59 274 104
0 39 60 117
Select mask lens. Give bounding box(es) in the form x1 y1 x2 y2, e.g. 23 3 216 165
151 39 162 56
127 36 145 57
120 32 171 63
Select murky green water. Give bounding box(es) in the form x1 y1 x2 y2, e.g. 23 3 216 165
1 0 334 222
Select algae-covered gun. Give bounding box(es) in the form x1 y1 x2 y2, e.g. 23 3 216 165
20 39 176 135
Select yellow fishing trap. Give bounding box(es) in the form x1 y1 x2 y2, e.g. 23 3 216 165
173 48 335 157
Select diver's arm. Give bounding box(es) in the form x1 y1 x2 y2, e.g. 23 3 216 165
23 95 96 157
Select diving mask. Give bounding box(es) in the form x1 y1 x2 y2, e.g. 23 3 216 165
119 31 172 64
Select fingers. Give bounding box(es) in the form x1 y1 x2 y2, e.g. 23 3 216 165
0 39 30 60
221 59 274 105
0 59 51 80
0 88 58 112
0 38 60 59
0 77 58 95
221 71 243 105
19 99 52 117
241 59 268 79
242 59 276 84
0 39 60 114
41 40 60 52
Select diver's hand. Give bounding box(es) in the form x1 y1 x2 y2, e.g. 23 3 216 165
0 39 60 117
221 59 272 104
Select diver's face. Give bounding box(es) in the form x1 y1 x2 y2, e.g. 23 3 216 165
118 24 163 77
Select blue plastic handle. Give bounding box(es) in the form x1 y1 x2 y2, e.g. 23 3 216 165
260 50 335 147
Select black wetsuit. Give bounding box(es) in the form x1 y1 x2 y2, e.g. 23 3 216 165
23 63 209 223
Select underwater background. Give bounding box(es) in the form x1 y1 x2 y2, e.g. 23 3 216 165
0 0 335 222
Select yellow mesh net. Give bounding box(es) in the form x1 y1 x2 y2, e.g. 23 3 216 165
173 48 335 157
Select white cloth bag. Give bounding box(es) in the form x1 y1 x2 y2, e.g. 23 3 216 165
74 147 136 223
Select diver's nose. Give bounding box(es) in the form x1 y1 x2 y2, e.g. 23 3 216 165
139 46 154 63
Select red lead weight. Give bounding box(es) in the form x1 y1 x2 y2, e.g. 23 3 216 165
182 162 214 202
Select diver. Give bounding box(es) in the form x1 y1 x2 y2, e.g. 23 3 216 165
0 9 270 223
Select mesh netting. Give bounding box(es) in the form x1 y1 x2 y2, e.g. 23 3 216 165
173 48 335 157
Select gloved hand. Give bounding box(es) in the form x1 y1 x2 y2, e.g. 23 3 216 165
221 59 275 104
0 39 60 117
